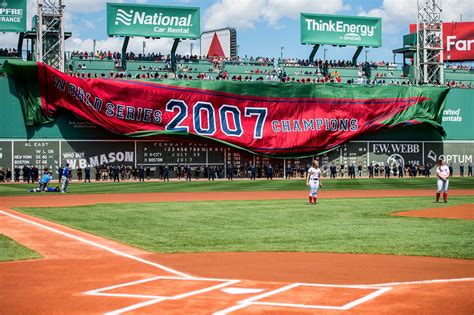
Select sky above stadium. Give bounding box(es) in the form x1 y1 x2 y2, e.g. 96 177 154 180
3 0 473 63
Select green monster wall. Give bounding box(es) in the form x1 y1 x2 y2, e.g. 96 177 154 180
0 76 472 176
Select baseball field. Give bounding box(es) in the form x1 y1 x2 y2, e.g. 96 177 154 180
1 177 473 314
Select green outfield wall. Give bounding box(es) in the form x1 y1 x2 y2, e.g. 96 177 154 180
0 76 472 177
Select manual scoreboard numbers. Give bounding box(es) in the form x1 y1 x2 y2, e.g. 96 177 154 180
13 141 59 170
137 141 208 165
341 142 368 168
0 141 12 169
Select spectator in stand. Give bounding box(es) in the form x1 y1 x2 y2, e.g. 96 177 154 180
5 167 12 182
398 163 404 178
368 163 374 178
14 166 20 182
330 162 337 179
357 162 363 177
385 164 391 178
113 164 120 182
77 166 83 181
22 165 30 183
0 48 18 57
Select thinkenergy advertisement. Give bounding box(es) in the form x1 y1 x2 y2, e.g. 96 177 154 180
301 13 382 47
5 61 448 157
106 3 200 39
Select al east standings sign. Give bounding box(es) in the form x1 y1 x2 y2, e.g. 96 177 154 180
107 3 200 39
0 0 26 32
301 13 382 47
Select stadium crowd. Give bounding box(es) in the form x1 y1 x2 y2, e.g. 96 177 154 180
0 48 18 57
3 161 472 184
67 67 417 86
279 57 397 69
71 50 203 63
446 64 472 70
0 48 466 88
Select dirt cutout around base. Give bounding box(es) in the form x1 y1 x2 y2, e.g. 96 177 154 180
394 203 474 220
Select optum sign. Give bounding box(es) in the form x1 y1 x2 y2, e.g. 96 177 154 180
301 13 382 47
107 3 200 39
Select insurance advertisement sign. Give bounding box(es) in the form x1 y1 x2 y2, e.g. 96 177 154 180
0 0 26 32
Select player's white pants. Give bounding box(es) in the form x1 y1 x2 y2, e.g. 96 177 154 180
437 178 449 193
309 180 319 197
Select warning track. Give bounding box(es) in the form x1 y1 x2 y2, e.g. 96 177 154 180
1 189 473 314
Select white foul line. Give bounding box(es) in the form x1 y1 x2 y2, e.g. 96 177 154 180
0 210 192 278
370 277 474 287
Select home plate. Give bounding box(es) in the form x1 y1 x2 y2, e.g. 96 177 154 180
221 287 265 295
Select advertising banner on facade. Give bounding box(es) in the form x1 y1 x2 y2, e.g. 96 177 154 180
301 13 382 47
5 61 449 157
107 3 200 39
200 28 236 58
409 22 474 61
0 0 26 32
61 141 135 169
441 88 474 140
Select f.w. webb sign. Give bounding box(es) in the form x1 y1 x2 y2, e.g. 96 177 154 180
107 3 200 39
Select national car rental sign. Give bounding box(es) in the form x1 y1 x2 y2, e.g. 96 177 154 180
107 3 200 39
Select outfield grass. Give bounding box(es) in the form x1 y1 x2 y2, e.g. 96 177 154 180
17 196 474 259
0 234 41 262
1 177 473 196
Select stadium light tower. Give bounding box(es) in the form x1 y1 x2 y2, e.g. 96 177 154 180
416 0 444 85
36 0 66 72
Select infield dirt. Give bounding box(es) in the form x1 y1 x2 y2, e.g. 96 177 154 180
1 189 473 314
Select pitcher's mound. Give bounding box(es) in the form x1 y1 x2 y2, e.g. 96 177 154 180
393 204 474 220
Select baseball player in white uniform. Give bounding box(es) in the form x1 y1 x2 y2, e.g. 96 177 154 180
436 158 450 203
306 160 322 205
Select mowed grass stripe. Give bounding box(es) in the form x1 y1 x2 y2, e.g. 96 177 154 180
2 177 474 196
0 234 42 262
17 196 474 259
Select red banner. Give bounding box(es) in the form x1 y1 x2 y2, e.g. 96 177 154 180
37 63 447 157
410 22 474 61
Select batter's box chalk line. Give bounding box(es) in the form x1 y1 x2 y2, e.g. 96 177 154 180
213 283 393 315
84 275 240 299
84 276 240 315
